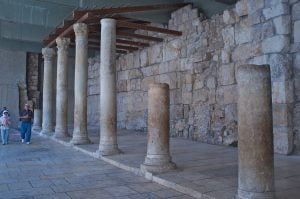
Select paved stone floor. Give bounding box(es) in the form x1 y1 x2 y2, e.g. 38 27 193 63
66 129 300 199
0 129 193 199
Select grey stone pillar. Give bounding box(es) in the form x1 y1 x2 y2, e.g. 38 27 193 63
41 47 56 135
70 23 90 144
237 64 275 199
141 83 176 173
98 18 120 155
32 109 42 131
54 37 70 138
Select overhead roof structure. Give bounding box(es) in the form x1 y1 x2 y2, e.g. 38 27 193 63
0 0 237 52
43 3 190 54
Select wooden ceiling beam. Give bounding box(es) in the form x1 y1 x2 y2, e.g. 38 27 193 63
46 12 91 48
117 20 182 36
87 39 149 47
116 45 138 51
70 43 128 54
117 31 163 42
73 3 190 20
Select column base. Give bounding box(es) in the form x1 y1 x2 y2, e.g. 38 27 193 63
53 128 69 138
70 136 91 145
141 161 176 173
98 143 121 156
237 189 275 199
40 129 54 136
32 125 42 131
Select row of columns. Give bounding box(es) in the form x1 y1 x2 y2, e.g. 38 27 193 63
37 17 275 198
38 19 118 155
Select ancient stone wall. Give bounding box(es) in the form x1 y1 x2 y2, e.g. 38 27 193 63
291 0 300 153
88 0 299 154
26 52 42 109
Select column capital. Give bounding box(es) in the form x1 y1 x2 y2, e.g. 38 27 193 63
100 18 116 25
56 37 70 51
42 47 56 60
73 23 88 37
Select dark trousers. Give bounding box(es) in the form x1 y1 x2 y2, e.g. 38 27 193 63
20 122 32 143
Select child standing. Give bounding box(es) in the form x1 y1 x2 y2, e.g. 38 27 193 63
1 110 10 145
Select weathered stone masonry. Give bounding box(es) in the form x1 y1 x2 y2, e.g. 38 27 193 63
88 0 300 155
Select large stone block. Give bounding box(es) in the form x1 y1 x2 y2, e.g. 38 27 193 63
170 104 184 120
268 54 292 81
221 50 231 64
126 110 147 130
130 79 141 91
232 43 261 61
159 73 178 89
223 9 237 25
235 19 252 45
294 78 300 101
294 53 300 74
206 76 217 89
141 76 156 91
251 21 274 42
148 44 163 65
273 127 294 155
294 20 300 43
217 85 238 105
222 26 235 48
247 0 264 14
133 51 140 68
129 69 143 79
218 63 235 86
273 103 292 127
263 3 289 20
117 70 129 80
193 105 212 137
262 35 289 53
236 0 248 16
182 91 192 104
273 15 291 35
163 39 182 62
193 88 209 104
140 49 148 67
272 81 294 104
292 1 300 20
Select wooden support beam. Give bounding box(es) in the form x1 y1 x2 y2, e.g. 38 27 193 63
117 31 163 42
46 12 91 48
73 3 190 20
87 39 149 48
117 21 182 36
117 39 149 47
116 45 139 51
70 43 128 54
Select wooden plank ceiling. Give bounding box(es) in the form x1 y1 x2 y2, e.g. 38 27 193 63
43 3 190 54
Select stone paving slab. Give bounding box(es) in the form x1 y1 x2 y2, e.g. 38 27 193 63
0 130 191 199
56 129 300 199
35 129 300 199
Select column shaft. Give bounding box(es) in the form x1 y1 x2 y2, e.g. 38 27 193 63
41 48 56 135
237 64 275 199
32 109 42 131
54 37 70 138
70 23 90 144
141 83 176 173
98 18 120 155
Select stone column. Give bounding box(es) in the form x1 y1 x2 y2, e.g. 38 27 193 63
237 64 275 199
41 47 56 135
53 37 70 138
70 23 90 144
32 109 42 131
98 18 120 155
141 83 176 173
